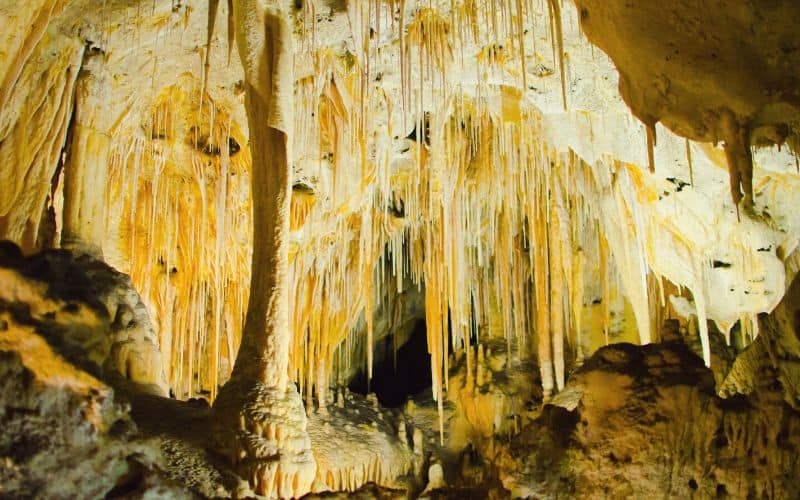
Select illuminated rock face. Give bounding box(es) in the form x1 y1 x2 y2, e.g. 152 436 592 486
0 243 167 394
1 0 800 497
573 0 800 209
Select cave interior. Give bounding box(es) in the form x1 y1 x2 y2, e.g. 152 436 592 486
2 0 800 498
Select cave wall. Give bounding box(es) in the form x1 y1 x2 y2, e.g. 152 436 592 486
2 1 800 497
1 0 799 412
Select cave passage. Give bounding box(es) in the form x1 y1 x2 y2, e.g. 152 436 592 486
349 318 432 407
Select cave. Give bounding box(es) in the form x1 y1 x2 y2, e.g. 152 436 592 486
349 318 433 408
2 0 800 498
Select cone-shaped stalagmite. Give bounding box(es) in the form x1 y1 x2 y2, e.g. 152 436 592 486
211 1 315 497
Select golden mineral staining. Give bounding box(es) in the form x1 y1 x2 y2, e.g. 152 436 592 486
2 0 800 497
4 0 793 412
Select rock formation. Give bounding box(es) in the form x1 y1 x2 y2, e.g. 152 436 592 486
1 0 800 498
210 2 315 497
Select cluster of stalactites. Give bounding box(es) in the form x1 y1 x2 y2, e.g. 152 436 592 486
299 0 568 118
105 84 252 400
406 97 601 415
297 80 606 435
131 0 577 406
299 1 576 427
277 14 585 426
101 0 633 409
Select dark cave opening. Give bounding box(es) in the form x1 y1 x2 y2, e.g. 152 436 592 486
349 318 433 408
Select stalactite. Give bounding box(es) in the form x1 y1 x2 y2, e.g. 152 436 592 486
646 122 657 173
535 169 553 399
571 232 585 362
549 178 566 391
693 257 711 367
209 118 231 401
546 0 567 110
598 225 611 346
721 112 754 216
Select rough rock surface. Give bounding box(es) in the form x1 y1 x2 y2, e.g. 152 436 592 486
307 393 418 494
0 241 167 394
499 340 800 498
0 244 187 498
710 269 800 418
574 0 800 207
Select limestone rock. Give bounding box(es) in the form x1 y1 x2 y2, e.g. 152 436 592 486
499 340 800 498
0 265 188 498
0 243 168 395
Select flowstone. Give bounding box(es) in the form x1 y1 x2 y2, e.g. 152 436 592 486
212 379 316 498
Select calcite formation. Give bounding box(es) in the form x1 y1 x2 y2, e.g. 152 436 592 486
1 0 800 497
572 0 800 211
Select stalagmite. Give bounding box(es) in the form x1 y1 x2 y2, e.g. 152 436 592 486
211 1 315 497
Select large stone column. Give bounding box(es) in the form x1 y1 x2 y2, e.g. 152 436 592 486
211 1 315 497
61 53 110 258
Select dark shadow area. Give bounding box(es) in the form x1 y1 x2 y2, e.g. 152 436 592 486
349 319 432 407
